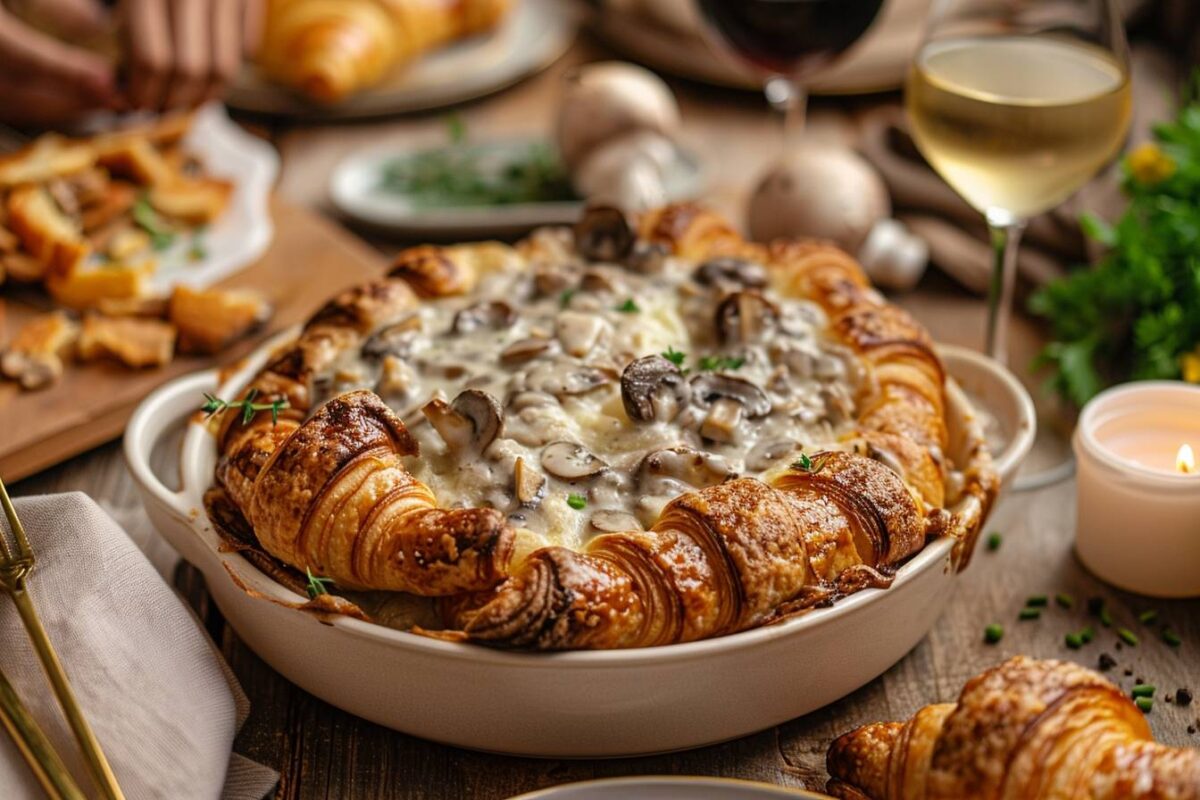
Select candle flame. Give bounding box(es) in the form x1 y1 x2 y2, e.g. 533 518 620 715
1178 443 1196 474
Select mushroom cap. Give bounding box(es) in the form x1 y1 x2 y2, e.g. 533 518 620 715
540 441 609 480
690 373 772 418
574 205 636 263
620 354 691 422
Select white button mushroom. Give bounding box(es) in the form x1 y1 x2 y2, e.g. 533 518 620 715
572 130 676 212
857 218 930 292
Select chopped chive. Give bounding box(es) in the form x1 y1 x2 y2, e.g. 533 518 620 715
1065 632 1083 649
566 492 587 510
1056 593 1075 609
614 298 640 313
1162 629 1182 648
986 532 1002 551
1080 625 1095 643
1099 606 1113 627
1131 684 1156 698
1117 627 1139 646
1026 595 1049 608
1135 696 1154 713
984 624 1004 643
1019 608 1041 621
1137 609 1159 625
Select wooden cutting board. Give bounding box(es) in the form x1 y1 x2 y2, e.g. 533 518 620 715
0 198 388 482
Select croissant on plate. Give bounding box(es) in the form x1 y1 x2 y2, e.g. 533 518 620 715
258 0 512 103
826 656 1200 800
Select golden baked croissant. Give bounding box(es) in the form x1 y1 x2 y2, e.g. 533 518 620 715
826 656 1200 800
258 0 512 103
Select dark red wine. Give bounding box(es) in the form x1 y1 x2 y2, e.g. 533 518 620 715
697 0 886 75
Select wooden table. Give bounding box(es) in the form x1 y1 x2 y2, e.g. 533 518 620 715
12 36 1200 799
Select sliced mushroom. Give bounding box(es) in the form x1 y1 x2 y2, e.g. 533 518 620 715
700 397 744 443
626 240 670 273
555 311 610 357
541 441 608 480
420 389 503 452
693 257 767 288
574 205 635 262
579 268 622 293
716 291 780 344
620 355 691 423
689 373 771 417
360 314 422 362
524 361 615 397
745 439 801 472
513 457 546 506
451 300 516 334
500 337 557 365
638 445 732 489
589 509 642 533
534 267 574 297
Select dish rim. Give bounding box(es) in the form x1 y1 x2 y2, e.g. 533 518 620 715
127 332 1033 667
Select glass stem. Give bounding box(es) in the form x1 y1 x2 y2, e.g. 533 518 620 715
764 75 807 152
984 209 1027 366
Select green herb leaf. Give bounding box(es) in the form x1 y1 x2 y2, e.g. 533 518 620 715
984 623 1004 644
662 347 686 367
1117 627 1139 646
1137 609 1158 625
1018 607 1041 621
1132 683 1156 698
566 492 587 510
697 355 746 372
305 567 334 599
188 236 207 261
615 298 640 313
559 288 576 308
1065 632 1083 649
1162 629 1182 647
200 391 289 427
132 196 176 251
1055 593 1075 609
1135 696 1154 713
1026 595 1048 608
986 532 1002 551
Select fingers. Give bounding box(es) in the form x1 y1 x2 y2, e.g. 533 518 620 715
242 0 264 59
124 0 171 110
0 7 115 106
165 0 209 109
29 0 109 39
0 74 107 126
208 0 242 102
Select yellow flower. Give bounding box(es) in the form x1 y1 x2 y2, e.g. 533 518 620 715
1127 143 1176 184
1183 347 1200 384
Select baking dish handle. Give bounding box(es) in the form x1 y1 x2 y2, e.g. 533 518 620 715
123 370 216 518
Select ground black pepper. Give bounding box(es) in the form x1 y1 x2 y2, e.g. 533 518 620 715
1177 688 1193 706
1098 653 1117 671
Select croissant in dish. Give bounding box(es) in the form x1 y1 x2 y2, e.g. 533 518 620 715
826 656 1200 800
259 0 512 103
449 452 930 650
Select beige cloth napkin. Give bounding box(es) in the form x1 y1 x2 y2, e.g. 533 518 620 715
0 493 278 800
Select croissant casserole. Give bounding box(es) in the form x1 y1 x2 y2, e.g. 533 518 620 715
207 204 998 650
258 0 512 103
827 656 1200 799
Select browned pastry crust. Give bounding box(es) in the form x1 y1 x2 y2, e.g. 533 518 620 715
826 656 1200 800
208 203 998 647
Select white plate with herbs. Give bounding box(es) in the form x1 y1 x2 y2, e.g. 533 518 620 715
330 137 703 239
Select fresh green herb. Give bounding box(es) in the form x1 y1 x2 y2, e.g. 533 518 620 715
986 531 1002 551
1132 684 1156 698
132 196 176 251
1117 627 1140 646
697 355 746 372
791 452 830 474
305 567 334 599
1065 632 1083 649
201 389 289 426
615 298 640 313
984 623 1004 644
1138 609 1159 625
1162 629 1183 647
1056 593 1075 609
1019 608 1041 621
1026 595 1049 608
1080 625 1095 643
662 347 686 367
566 492 587 510
188 236 207 261
559 288 576 308
1029 75 1200 404
1099 605 1114 627
1135 696 1154 713
445 113 466 145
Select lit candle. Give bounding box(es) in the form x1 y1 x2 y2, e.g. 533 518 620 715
1073 381 1200 598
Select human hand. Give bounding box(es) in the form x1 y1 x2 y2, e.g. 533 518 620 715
120 0 264 112
0 0 116 126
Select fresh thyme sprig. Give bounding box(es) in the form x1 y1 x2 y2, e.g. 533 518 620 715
791 452 830 474
201 388 289 426
305 567 334 599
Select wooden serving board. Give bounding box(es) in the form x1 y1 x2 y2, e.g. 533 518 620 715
0 198 388 482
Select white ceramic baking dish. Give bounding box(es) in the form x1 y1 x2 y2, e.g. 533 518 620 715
125 337 1033 758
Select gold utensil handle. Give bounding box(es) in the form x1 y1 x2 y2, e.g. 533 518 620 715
0 666 87 800
11 589 126 800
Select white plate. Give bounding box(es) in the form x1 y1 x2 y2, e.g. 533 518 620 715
508 777 831 799
145 103 278 294
227 0 577 119
330 139 704 238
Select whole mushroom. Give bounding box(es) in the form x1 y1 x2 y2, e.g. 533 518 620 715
573 130 675 212
747 145 890 253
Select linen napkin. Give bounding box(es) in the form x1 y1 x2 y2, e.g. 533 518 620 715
0 492 278 800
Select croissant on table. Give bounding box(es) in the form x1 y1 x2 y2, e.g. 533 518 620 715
258 0 512 103
826 656 1200 800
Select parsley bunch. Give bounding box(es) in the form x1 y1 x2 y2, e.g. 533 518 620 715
1029 75 1200 406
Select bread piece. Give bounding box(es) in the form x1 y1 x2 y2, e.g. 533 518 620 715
0 252 47 283
95 138 176 186
148 177 233 224
0 310 79 389
6 185 90 277
46 262 154 310
0 135 97 187
77 313 176 368
168 285 272 354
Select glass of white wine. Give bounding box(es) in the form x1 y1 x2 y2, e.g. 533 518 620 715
906 0 1132 366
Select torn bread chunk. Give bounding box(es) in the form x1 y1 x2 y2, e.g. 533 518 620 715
168 286 271 354
148 177 233 224
78 313 176 368
46 261 154 310
6 185 90 277
1 311 80 390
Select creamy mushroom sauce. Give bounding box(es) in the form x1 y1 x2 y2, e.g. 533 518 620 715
312 229 864 558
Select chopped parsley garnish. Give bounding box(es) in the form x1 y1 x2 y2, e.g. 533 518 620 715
697 355 745 372
614 298 640 313
566 493 587 510
559 288 576 308
662 347 686 367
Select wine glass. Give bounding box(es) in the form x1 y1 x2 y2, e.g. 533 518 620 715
694 0 886 146
906 0 1132 491
905 0 1132 365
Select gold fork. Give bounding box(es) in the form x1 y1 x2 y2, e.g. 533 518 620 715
0 665 86 799
0 479 125 800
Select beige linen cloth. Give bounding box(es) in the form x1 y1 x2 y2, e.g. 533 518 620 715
0 493 278 800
